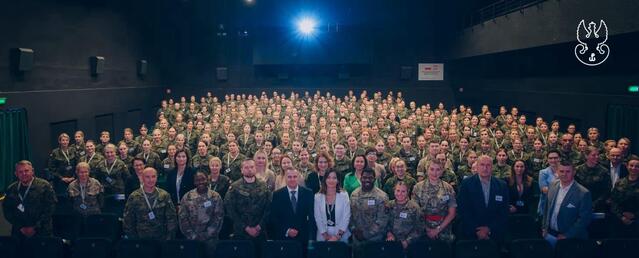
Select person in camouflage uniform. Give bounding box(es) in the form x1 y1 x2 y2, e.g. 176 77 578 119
493 149 512 180
48 133 79 193
94 144 130 195
224 159 272 240
383 159 416 200
123 167 177 240
136 139 163 173
191 141 213 175
609 156 639 238
385 181 424 249
122 128 141 156
2 160 57 239
81 140 105 175
412 160 457 242
179 171 224 256
350 168 390 247
333 143 352 183
222 141 246 181
68 162 104 216
575 147 611 212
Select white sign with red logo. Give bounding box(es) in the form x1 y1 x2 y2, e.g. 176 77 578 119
418 63 444 81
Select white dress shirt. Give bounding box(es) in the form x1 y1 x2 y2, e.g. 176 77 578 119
550 180 574 231
609 163 621 188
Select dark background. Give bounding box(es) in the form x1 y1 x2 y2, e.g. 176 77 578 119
1 0 638 171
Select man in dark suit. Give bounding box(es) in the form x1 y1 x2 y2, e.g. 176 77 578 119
458 155 510 243
607 148 629 188
542 161 592 247
270 167 315 247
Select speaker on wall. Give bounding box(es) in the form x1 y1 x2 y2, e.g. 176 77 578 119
10 48 34 73
400 66 412 80
216 67 228 81
137 60 148 76
90 56 105 76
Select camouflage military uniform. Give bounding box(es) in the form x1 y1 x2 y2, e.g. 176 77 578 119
94 159 130 195
119 155 135 170
575 163 611 211
441 169 459 191
123 187 177 240
191 154 212 175
412 179 457 242
528 151 547 179
399 149 419 176
224 178 272 239
47 147 78 180
161 158 175 180
350 187 389 242
152 140 169 160
383 175 417 200
385 199 424 244
136 152 163 173
610 177 639 234
559 149 584 166
68 178 104 216
124 140 141 156
210 175 232 198
221 153 246 181
2 177 57 238
492 164 512 180
178 188 224 241
334 157 351 183
81 153 105 175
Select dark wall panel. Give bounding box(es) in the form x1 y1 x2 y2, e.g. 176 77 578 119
50 120 77 148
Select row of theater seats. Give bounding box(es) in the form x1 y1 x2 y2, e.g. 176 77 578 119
0 236 637 258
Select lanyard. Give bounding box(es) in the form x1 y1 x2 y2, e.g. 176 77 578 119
142 187 159 212
61 149 71 165
105 160 117 175
143 153 150 162
17 179 34 202
227 153 239 166
79 183 87 204
88 153 96 163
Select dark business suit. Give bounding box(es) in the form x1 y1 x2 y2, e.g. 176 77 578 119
458 174 510 242
164 167 196 205
542 180 592 239
269 185 315 246
508 180 535 214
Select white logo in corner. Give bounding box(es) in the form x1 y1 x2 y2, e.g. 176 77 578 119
575 19 610 66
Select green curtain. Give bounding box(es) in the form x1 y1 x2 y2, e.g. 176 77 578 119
0 108 31 191
606 104 639 155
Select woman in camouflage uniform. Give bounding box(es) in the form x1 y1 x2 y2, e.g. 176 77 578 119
386 181 424 249
68 162 104 216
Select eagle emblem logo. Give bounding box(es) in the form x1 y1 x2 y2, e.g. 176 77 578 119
575 20 610 66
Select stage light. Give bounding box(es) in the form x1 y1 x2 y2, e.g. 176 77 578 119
297 17 317 36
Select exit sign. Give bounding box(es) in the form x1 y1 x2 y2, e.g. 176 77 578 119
629 86 639 93
0 97 6 105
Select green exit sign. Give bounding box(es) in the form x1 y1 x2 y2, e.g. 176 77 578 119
0 97 6 105
629 86 639 93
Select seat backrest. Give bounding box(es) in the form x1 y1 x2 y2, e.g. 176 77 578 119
361 241 404 258
597 239 639 258
454 240 500 258
52 213 81 241
116 239 160 258
407 240 452 258
214 240 255 258
308 241 350 258
23 236 65 258
81 214 121 240
507 214 540 240
72 237 113 258
510 239 553 258
0 236 19 258
555 239 596 258
160 239 205 258
262 240 303 258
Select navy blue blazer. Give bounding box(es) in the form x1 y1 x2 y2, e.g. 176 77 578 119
164 167 196 205
269 185 315 243
458 174 510 241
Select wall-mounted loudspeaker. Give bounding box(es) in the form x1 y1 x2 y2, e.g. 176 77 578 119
11 48 34 73
137 60 148 76
90 56 105 76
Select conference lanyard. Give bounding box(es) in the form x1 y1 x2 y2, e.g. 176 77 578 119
142 187 159 212
17 179 34 203
88 153 96 163
105 160 117 175
61 149 71 165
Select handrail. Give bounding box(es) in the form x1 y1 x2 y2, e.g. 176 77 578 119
463 0 548 28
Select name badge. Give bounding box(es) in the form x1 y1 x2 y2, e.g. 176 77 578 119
66 166 73 171
533 158 541 163
399 212 408 219
441 195 450 201
80 203 88 210
17 204 25 212
367 199 375 206
163 164 170 169
80 151 86 156
409 157 416 161
148 212 156 220
106 177 114 184
516 200 524 207
225 168 231 173
203 201 212 208
160 149 166 153
495 195 503 202
129 148 136 153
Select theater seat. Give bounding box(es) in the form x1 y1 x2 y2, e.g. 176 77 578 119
214 240 255 258
81 213 121 241
52 213 81 241
23 236 66 258
115 239 160 258
103 194 127 217
407 240 451 258
555 239 596 258
361 241 404 258
510 239 553 258
308 241 350 258
596 239 639 258
262 240 303 258
454 240 499 258
160 239 205 258
0 236 19 258
72 237 113 258
507 214 540 241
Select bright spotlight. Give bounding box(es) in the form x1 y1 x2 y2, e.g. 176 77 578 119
297 17 317 36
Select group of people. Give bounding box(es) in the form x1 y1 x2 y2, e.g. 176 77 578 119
2 90 638 255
